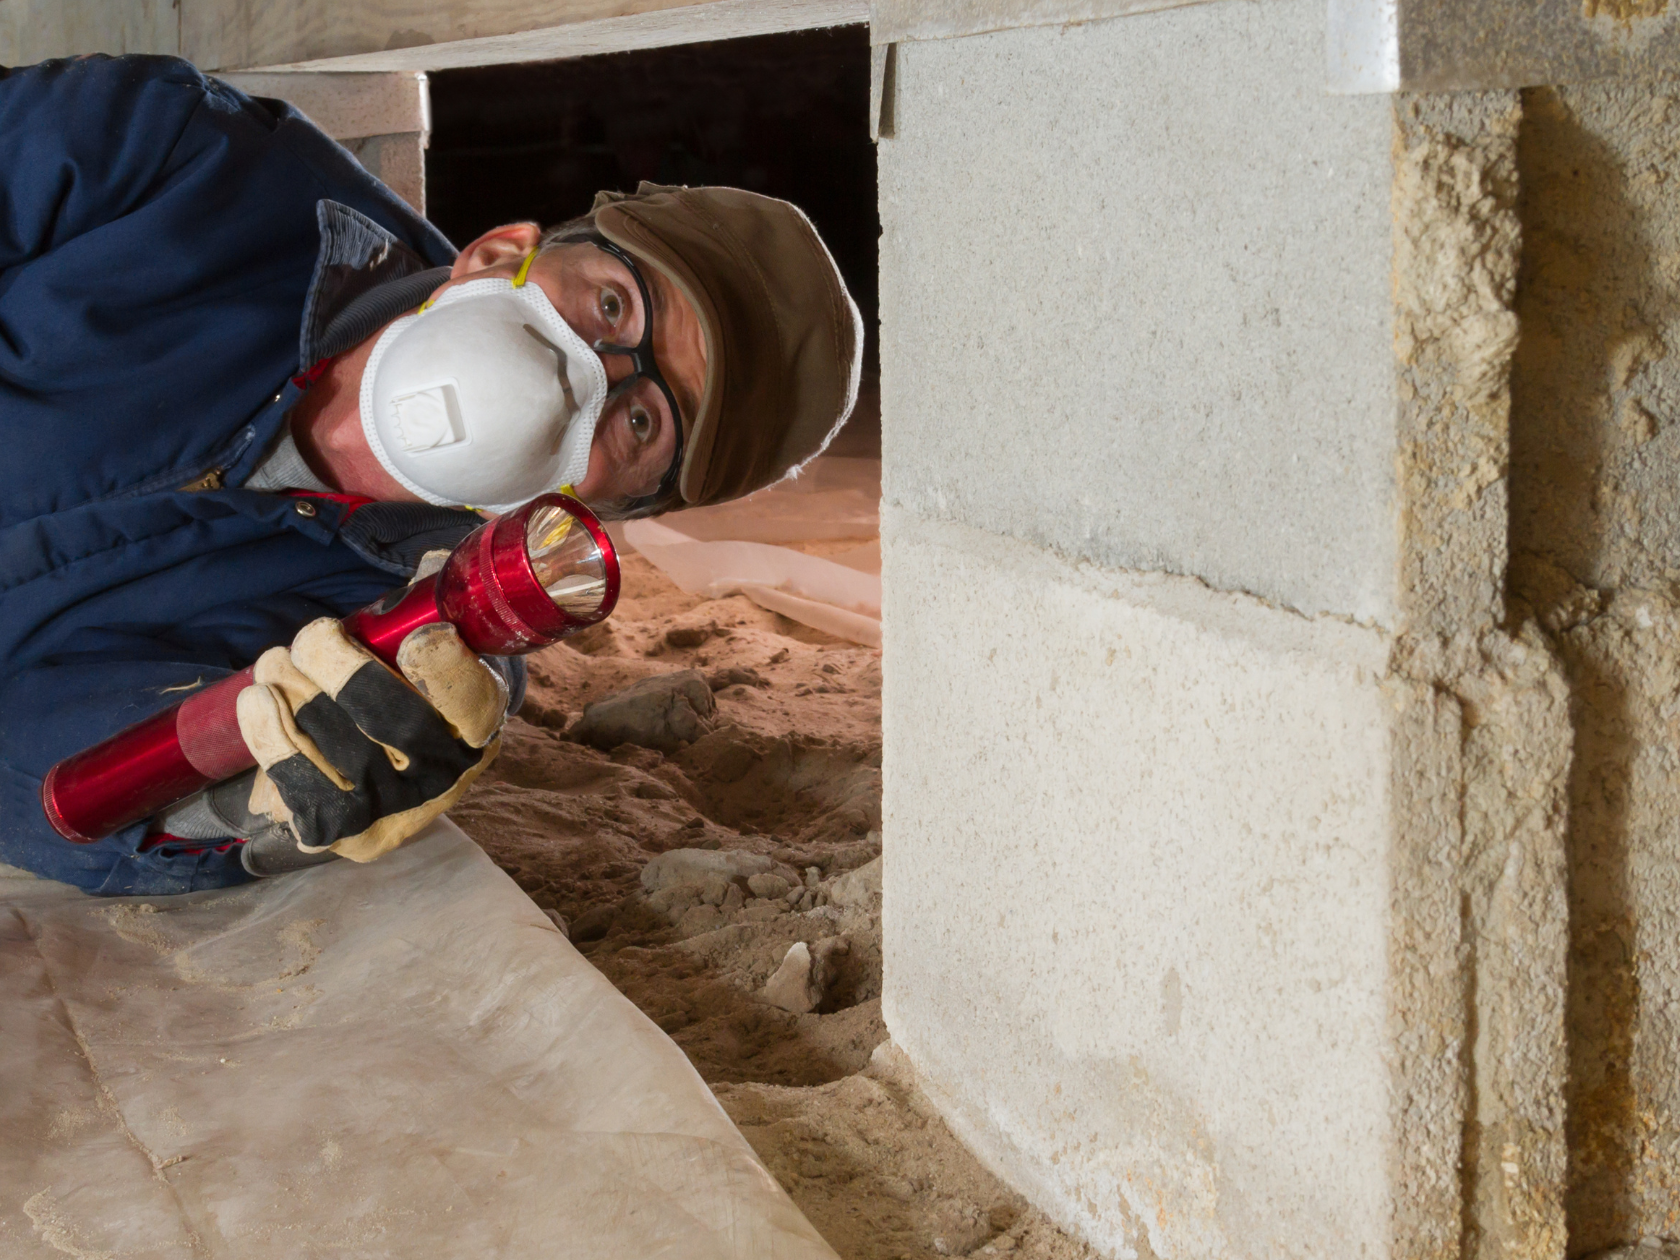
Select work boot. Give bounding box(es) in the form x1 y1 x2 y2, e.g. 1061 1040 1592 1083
240 823 340 878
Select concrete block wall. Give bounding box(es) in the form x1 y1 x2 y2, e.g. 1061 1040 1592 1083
875 0 1622 1253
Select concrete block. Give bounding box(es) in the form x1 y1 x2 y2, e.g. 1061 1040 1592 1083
881 510 1570 1258
879 0 1400 623
217 71 430 140
883 510 1396 1255
344 132 427 214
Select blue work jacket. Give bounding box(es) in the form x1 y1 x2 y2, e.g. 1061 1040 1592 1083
0 55 488 894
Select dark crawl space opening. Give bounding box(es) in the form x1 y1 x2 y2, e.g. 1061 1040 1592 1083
426 27 880 456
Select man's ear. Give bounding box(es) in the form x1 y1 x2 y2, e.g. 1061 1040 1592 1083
449 223 544 279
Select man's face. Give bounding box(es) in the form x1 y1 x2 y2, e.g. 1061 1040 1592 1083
433 228 708 508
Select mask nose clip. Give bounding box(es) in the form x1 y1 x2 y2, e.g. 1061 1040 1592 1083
521 323 582 412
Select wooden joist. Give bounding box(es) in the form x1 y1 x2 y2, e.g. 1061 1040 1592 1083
0 0 865 71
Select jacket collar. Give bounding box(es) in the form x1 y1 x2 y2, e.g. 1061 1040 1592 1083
298 200 451 366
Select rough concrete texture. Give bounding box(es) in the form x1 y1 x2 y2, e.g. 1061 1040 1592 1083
1389 626 1572 1260
1507 78 1680 1253
1392 92 1522 636
878 0 1403 625
1384 105 1576 1256
1510 84 1680 593
880 509 1570 1259
1329 0 1680 95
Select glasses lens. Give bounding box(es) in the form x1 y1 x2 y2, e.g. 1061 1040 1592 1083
524 504 610 618
588 250 647 347
596 377 680 501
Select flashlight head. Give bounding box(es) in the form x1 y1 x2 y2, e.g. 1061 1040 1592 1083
437 493 621 656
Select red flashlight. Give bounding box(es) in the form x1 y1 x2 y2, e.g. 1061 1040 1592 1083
40 493 619 844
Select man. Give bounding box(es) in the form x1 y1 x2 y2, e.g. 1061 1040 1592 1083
0 54 863 894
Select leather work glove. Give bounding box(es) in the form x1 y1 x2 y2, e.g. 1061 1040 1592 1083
236 618 507 863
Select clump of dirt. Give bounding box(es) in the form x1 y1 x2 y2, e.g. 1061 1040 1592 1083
454 548 1098 1260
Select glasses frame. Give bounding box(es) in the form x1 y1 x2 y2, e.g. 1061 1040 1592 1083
578 233 687 515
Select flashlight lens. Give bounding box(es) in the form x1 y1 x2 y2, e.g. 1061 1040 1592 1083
525 503 610 618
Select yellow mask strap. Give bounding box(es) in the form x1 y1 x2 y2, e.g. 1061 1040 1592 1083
416 249 537 313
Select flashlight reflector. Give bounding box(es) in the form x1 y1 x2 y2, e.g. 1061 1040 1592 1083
526 502 611 619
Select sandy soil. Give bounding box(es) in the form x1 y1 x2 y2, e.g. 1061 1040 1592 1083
452 549 1099 1260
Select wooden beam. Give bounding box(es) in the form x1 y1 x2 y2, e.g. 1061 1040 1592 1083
216 71 429 139
868 0 1206 48
343 132 428 215
1 0 862 71
196 0 865 72
215 72 430 214
0 0 178 63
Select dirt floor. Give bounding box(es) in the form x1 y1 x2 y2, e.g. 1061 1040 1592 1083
450 548 1099 1260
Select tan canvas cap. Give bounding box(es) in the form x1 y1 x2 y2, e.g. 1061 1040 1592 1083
591 183 864 508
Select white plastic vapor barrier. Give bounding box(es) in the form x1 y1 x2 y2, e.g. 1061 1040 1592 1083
625 457 882 647
0 820 837 1260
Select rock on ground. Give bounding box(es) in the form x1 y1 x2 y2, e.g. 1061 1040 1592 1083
827 856 882 911
641 846 781 892
568 668 716 753
763 940 818 1013
763 938 851 1014
749 872 794 900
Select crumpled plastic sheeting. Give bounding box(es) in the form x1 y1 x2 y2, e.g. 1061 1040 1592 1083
624 458 881 647
0 820 837 1260
659 458 879 547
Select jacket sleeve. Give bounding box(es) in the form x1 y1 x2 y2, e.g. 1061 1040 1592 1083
0 629 523 893
0 650 241 892
0 597 376 894
0 55 226 270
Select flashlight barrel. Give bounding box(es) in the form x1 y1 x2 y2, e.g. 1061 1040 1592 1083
340 572 448 668
40 575 452 845
41 664 252 845
40 493 619 845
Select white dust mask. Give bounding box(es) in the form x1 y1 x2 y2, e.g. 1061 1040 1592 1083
359 270 609 514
